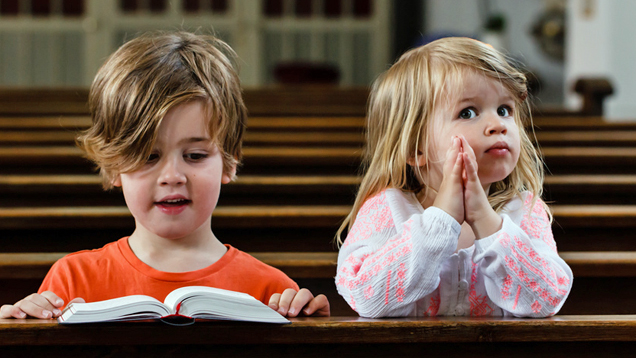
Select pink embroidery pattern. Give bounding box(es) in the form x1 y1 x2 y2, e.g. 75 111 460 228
513 285 521 310
364 285 374 299
531 300 542 313
395 263 406 303
502 233 569 296
342 191 395 249
337 236 413 292
500 232 569 310
424 292 441 316
469 263 494 316
384 270 392 305
501 275 513 300
519 194 557 252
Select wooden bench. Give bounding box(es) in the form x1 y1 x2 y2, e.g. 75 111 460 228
0 78 613 117
2 173 636 207
1 251 633 281
3 145 636 175
0 87 371 116
533 116 636 130
0 204 636 253
2 204 636 230
2 315 636 357
9 128 636 148
1 251 636 316
3 115 636 137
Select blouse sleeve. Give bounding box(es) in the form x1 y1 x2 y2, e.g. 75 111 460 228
473 195 573 317
335 191 461 318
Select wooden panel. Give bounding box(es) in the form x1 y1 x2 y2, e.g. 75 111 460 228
2 316 636 358
3 251 636 280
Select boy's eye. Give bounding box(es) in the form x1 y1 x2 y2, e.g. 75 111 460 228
146 153 159 163
497 105 512 117
185 153 208 161
459 108 477 119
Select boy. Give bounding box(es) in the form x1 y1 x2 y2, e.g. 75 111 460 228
0 31 329 319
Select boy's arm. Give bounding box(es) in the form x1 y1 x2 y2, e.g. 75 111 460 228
0 292 84 319
268 288 330 317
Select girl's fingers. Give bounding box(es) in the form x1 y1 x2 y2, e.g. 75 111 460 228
463 153 479 184
445 137 461 173
452 151 464 180
458 135 476 160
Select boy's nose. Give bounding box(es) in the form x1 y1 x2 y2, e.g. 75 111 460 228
158 159 186 185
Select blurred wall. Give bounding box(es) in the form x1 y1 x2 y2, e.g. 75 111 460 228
422 0 565 106
566 0 636 120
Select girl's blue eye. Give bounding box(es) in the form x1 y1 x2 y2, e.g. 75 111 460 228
459 108 477 119
497 105 512 117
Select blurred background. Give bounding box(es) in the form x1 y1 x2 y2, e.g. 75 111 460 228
0 0 632 117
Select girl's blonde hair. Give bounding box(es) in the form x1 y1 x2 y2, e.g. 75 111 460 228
336 37 546 245
78 31 247 189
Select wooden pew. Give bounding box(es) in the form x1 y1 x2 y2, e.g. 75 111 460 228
0 78 613 117
2 315 636 357
9 128 636 148
544 174 636 205
1 173 636 207
3 145 636 175
1 204 636 252
5 115 636 135
1 251 636 316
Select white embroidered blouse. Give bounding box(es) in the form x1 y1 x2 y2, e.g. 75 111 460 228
335 188 573 318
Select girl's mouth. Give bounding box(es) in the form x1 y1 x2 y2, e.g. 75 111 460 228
486 142 510 155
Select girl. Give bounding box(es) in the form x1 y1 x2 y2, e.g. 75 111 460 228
335 37 572 318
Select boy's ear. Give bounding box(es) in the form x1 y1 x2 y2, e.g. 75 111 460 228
221 163 237 184
112 175 122 187
407 150 426 168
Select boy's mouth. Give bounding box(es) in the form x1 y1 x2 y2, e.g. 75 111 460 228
155 198 192 206
154 195 192 213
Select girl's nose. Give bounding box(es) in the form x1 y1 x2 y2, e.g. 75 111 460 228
485 114 507 135
158 158 186 186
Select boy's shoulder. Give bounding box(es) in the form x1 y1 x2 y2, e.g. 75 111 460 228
230 248 288 276
51 238 126 274
227 247 297 286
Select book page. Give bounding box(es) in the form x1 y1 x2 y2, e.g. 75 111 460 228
163 286 256 309
163 286 289 324
58 295 171 323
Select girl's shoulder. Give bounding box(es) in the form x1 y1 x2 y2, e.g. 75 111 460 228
357 188 422 227
500 191 548 221
361 188 420 211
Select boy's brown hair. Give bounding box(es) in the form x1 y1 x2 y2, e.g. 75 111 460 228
78 31 247 189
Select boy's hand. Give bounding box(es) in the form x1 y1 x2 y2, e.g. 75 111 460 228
268 288 330 317
0 292 84 319
459 137 502 239
433 136 465 224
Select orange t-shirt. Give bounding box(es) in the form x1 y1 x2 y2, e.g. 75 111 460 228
39 237 299 307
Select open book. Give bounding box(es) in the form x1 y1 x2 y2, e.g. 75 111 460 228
58 286 290 324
